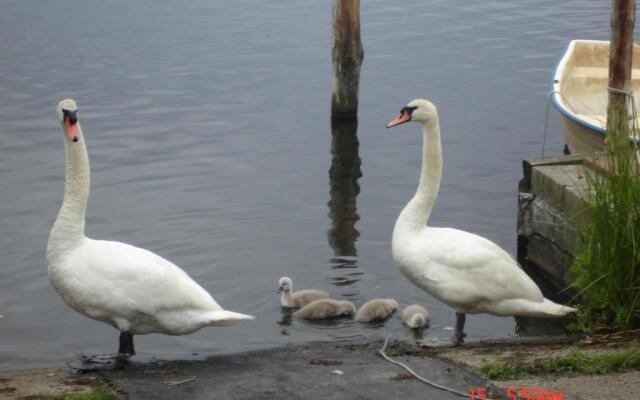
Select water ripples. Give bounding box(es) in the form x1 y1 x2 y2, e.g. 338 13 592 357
0 0 619 369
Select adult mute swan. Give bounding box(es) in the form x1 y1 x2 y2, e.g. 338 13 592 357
387 98 575 345
47 99 253 361
278 277 329 308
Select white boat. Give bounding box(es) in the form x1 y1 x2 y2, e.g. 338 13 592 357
551 39 640 154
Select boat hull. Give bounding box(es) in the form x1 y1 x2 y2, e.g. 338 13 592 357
551 39 640 154
560 115 605 154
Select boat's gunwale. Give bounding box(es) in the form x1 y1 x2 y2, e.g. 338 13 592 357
551 39 607 136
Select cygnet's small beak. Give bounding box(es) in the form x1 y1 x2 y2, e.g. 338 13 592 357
277 287 284 294
62 109 79 142
387 110 411 128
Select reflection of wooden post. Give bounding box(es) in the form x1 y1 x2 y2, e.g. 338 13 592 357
328 117 361 257
331 0 364 117
607 0 635 134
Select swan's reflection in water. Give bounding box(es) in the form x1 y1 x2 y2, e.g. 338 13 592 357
405 326 425 341
277 307 294 329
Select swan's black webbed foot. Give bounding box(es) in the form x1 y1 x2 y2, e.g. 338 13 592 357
114 353 133 370
452 331 465 347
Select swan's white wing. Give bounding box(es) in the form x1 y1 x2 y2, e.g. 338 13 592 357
417 228 544 305
52 238 226 333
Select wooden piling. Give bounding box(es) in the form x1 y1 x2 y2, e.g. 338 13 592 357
607 0 636 133
331 0 364 117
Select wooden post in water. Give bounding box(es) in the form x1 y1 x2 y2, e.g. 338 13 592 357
331 0 364 117
607 0 636 134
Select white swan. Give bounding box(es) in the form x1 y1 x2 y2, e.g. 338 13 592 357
278 277 329 308
387 98 576 345
292 299 356 320
401 304 429 329
355 298 398 322
47 99 253 359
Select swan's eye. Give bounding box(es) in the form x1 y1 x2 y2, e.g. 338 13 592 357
400 106 418 117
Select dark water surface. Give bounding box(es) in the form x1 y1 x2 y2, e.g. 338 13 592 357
0 0 612 369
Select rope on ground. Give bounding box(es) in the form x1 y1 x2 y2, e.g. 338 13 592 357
378 335 473 399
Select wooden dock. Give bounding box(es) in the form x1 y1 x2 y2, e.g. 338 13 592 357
517 155 591 292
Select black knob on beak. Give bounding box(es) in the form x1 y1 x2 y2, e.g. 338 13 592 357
63 109 78 125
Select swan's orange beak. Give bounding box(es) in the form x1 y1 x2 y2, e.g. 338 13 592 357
64 119 78 142
63 110 79 142
387 110 411 128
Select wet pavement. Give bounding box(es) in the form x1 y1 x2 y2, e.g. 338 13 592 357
101 340 494 400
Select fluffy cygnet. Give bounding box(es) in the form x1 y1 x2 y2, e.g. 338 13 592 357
292 299 356 320
355 298 399 322
278 277 329 308
401 304 430 329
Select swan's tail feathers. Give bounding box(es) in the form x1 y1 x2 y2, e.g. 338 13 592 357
493 298 576 318
204 310 255 326
537 298 577 318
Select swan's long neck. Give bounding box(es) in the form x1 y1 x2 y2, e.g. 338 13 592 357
394 116 442 236
47 124 90 262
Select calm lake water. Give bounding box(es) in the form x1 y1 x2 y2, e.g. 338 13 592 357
0 0 613 369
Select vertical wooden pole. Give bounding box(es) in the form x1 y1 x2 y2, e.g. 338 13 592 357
331 0 364 117
607 0 636 134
